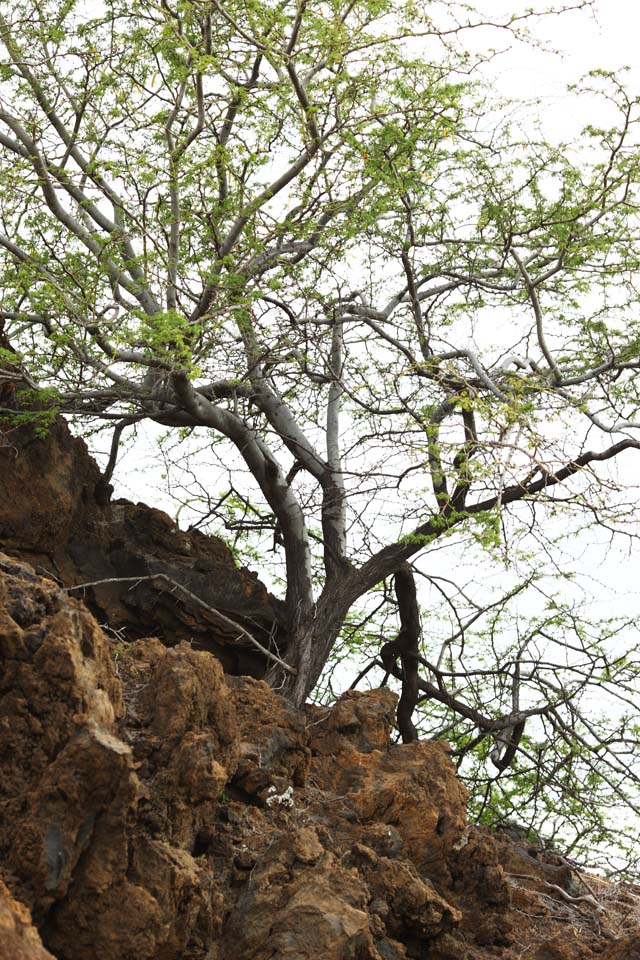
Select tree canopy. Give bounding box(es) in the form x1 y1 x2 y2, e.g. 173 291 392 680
1 0 640 873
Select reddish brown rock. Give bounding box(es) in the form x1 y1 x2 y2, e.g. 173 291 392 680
45 834 222 960
311 691 466 880
0 880 57 960
228 675 310 803
368 857 461 944
308 688 397 755
0 556 230 960
535 937 596 960
1 549 640 960
0 552 122 838
604 935 640 960
219 830 381 960
115 638 239 846
451 827 511 908
0 417 101 564
10 723 138 910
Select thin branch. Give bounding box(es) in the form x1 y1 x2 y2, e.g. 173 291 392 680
66 574 295 674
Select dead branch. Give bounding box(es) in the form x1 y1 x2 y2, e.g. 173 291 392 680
66 574 295 674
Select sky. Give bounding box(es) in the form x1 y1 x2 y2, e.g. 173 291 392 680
488 1 639 115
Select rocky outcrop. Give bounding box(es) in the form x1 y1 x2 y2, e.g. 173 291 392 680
0 416 285 675
306 688 470 889
2 553 639 960
0 881 56 960
0 554 227 960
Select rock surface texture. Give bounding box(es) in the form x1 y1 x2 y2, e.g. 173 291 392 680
1 554 639 960
0 880 56 960
0 416 285 676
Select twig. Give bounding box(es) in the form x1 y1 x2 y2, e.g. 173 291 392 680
507 873 604 913
66 574 296 674
542 882 604 914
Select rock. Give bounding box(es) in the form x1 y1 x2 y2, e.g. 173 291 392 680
536 938 595 960
228 676 310 802
46 835 222 960
0 880 57 960
10 723 138 910
0 555 229 960
0 551 123 875
220 833 380 960
371 858 461 942
115 638 239 846
0 418 101 564
1 547 639 960
451 828 511 907
292 827 325 865
260 877 377 960
312 735 467 884
308 689 397 755
0 415 285 676
603 935 640 960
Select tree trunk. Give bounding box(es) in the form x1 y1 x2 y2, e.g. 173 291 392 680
274 578 358 707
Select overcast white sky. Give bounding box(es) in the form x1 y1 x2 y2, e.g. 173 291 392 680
429 0 640 624
489 1 639 111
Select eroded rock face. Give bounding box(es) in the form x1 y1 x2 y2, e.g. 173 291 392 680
229 675 311 803
220 830 381 960
115 637 240 848
0 880 56 960
0 418 101 564
1 554 639 960
0 555 134 926
0 415 285 675
308 688 397 755
309 689 467 884
0 555 236 960
0 555 467 960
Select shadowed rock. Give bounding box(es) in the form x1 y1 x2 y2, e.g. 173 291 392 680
0 416 286 675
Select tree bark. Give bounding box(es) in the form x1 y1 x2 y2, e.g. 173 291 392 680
273 575 359 706
380 563 420 743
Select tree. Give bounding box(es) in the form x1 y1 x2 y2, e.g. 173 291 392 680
1 0 640 871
